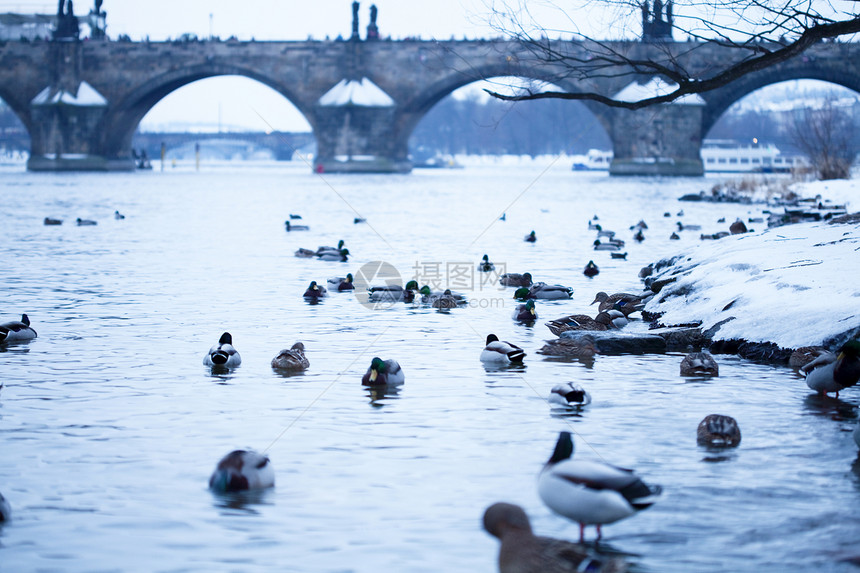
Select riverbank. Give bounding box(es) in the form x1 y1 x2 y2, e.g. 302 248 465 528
641 178 860 357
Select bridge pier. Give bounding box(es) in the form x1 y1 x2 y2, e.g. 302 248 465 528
313 105 411 174
608 99 705 177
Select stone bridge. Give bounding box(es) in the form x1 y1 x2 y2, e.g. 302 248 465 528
0 37 858 175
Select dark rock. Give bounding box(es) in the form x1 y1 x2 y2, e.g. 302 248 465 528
649 326 709 351
559 330 666 355
708 339 793 364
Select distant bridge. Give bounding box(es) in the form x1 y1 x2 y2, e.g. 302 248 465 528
132 131 315 162
0 37 858 175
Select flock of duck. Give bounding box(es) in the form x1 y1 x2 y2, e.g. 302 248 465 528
4 208 860 571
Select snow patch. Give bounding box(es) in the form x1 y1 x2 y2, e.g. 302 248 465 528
614 77 705 106
31 81 108 107
318 78 395 107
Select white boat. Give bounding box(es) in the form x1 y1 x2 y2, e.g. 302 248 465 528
701 140 807 173
571 149 613 171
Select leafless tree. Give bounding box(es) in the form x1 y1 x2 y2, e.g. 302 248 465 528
482 1 860 109
787 97 857 179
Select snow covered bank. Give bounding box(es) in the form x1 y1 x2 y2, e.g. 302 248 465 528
643 180 859 349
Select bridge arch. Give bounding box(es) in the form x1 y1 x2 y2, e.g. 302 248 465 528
101 63 317 159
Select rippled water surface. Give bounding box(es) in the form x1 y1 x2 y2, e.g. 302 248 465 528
1 160 859 572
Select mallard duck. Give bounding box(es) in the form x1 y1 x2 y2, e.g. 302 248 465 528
418 285 465 304
524 230 537 243
594 225 614 239
316 240 345 256
327 273 355 291
208 450 274 492
610 252 627 260
595 309 628 329
669 232 680 240
0 314 37 343
538 338 597 359
513 300 537 323
76 218 97 226
483 502 626 573
590 292 645 316
528 282 573 300
289 214 302 219
538 431 662 542
317 248 349 262
500 272 533 287
633 229 645 242
680 351 719 376
545 315 607 336
583 261 599 277
43 217 63 225
802 340 860 398
593 239 621 251
480 334 526 364
549 382 591 408
361 357 405 386
114 210 125 220
284 221 310 231
631 219 648 230
0 491 10 522
478 254 495 272
369 281 418 303
697 414 741 447
295 248 317 258
303 281 327 300
271 342 309 371
638 265 653 279
789 346 828 369
677 221 701 231
514 287 534 301
203 332 241 367
729 219 747 234
432 289 460 309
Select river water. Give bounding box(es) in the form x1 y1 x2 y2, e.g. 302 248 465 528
1 159 858 572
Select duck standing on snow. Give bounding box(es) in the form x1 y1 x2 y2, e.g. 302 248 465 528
549 382 591 408
327 273 355 291
203 332 242 367
478 254 495 272
303 281 327 300
361 357 405 386
480 334 526 364
0 314 37 343
271 342 309 371
513 300 537 323
697 414 741 447
802 340 860 398
482 502 626 573
583 260 599 277
680 351 719 376
209 450 274 492
538 431 662 542
499 272 533 287
524 230 537 243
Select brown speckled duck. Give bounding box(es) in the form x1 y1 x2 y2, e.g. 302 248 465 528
697 414 741 447
545 315 607 336
680 351 719 376
271 342 309 371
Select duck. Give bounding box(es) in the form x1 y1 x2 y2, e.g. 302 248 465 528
478 254 495 272
284 220 310 231
0 314 38 343
680 351 719 376
480 334 526 364
43 217 63 225
114 210 125 220
368 281 419 304
303 281 327 300
631 219 648 230
638 265 653 279
289 214 303 219
528 282 573 300
513 300 537 323
669 232 680 240
594 225 615 239
327 273 355 291
361 357 405 386
418 284 465 304
729 219 747 234
271 342 309 371
0 491 10 522
317 248 349 262
549 382 592 408
538 338 597 359
316 240 346 256
545 315 607 336
524 230 537 243
294 247 317 258
697 414 741 447
590 292 646 316
609 252 627 260
208 450 274 492
677 221 702 231
802 340 860 398
595 309 628 329
633 229 645 242
500 272 533 287
593 239 621 251
431 289 460 310
583 261 599 277
76 217 97 226
354 217 366 224
538 431 662 542
203 332 242 367
789 346 828 369
482 502 626 573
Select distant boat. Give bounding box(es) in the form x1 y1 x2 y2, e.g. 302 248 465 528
700 140 807 173
571 149 612 171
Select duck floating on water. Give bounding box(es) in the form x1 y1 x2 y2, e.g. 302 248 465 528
549 382 591 408
483 502 626 573
538 431 662 542
43 217 63 225
203 332 241 367
76 218 97 226
697 414 741 447
316 248 349 262
500 272 533 287
271 342 309 371
285 220 310 231
361 357 405 386
209 450 274 492
303 281 327 300
114 210 125 220
327 273 355 291
513 300 537 323
480 334 526 364
514 283 572 301
0 314 37 343
524 230 537 243
478 254 495 272
802 340 860 398
680 351 719 376
545 315 607 336
583 260 599 277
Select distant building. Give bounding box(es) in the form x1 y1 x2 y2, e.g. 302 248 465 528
0 13 55 41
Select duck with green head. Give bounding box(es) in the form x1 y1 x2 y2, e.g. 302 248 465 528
327 273 355 291
478 254 495 272
303 281 327 300
361 357 405 386
513 299 537 323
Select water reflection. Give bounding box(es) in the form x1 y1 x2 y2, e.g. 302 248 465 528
210 488 274 514
366 385 401 406
802 394 856 419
